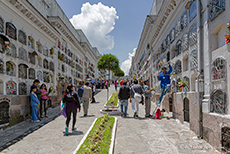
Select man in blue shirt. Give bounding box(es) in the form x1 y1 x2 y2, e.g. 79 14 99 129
157 62 172 104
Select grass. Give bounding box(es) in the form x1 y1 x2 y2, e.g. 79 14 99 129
106 93 118 107
76 114 115 154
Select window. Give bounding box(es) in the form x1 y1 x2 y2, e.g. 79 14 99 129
37 71 43 81
209 0 225 21
43 46 48 56
37 56 42 67
50 61 54 71
0 80 3 94
212 57 226 80
182 33 189 51
189 24 197 45
18 30 26 45
184 76 190 91
6 80 17 95
162 40 167 52
190 49 198 69
211 90 226 114
181 11 188 30
18 47 27 61
174 60 182 74
170 28 175 43
62 64 65 72
29 52 36 65
18 64 28 79
28 36 34 49
189 0 197 22
175 21 182 38
183 55 189 72
29 68 35 79
43 72 50 83
0 59 3 74
0 16 4 33
6 43 16 57
36 41 43 53
19 82 27 95
6 61 16 76
6 22 17 40
43 59 49 69
175 40 182 56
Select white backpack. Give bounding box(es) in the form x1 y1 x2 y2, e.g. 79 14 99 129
132 87 142 102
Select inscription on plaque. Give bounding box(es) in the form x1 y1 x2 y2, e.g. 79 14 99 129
0 101 10 125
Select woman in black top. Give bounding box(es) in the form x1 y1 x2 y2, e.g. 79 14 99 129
63 84 81 135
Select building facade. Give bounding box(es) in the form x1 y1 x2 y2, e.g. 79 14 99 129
130 0 230 151
0 0 101 128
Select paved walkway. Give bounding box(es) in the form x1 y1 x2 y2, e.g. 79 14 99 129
1 86 220 154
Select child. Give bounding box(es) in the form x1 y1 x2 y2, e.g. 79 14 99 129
39 84 49 118
30 85 40 122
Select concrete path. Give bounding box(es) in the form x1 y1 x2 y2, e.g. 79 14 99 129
1 86 220 154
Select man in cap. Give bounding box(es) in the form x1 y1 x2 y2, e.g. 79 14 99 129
157 62 172 104
143 79 155 118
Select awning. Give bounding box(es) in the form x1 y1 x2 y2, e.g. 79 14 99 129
0 33 10 43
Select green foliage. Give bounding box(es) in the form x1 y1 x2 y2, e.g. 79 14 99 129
97 54 119 71
76 114 115 154
106 93 119 106
114 68 125 77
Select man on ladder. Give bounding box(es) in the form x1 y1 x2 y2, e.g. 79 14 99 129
153 62 172 119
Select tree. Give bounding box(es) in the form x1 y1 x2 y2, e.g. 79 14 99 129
97 54 119 110
114 68 125 77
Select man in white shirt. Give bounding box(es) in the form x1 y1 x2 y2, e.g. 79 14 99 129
82 82 92 116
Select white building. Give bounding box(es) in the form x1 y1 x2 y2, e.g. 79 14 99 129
0 0 101 127
130 0 230 151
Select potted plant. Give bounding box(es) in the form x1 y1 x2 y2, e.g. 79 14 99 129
50 47 54 55
178 79 188 93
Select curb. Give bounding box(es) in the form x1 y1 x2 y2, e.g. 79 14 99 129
109 117 118 154
73 117 118 154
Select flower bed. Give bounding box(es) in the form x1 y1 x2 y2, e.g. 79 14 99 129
105 93 119 108
76 114 115 154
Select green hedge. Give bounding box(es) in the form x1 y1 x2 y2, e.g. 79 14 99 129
76 114 115 154
106 93 118 107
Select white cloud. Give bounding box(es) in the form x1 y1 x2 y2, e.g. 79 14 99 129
70 2 118 51
121 48 136 75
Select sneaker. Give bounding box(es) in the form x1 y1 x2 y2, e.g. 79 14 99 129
34 120 40 123
65 127 69 136
133 112 136 118
135 115 139 118
121 112 123 117
124 115 127 118
72 128 76 131
84 114 87 117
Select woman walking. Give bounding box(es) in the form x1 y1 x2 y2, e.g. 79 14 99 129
114 80 118 91
39 84 48 118
30 85 40 122
63 84 81 135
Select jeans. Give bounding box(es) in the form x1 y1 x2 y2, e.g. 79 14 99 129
66 109 77 128
158 84 170 104
40 99 47 116
120 100 128 116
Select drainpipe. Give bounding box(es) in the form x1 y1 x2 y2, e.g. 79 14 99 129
197 0 203 139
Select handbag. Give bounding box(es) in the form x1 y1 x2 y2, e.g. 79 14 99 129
131 87 142 102
60 100 67 118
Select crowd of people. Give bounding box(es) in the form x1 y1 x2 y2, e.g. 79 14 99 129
30 62 172 135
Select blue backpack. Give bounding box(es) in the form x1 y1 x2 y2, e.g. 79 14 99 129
78 86 84 97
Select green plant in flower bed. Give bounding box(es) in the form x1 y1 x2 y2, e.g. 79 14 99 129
76 114 115 154
106 93 118 107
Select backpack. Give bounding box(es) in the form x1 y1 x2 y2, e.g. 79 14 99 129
155 109 162 119
78 86 84 97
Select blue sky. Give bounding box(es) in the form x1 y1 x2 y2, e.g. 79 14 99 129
56 0 154 74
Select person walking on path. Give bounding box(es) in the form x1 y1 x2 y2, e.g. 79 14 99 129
63 84 81 135
105 80 108 89
118 81 130 117
157 62 172 104
39 84 49 118
91 83 96 103
143 80 155 118
30 85 40 122
114 80 118 91
82 82 92 116
77 81 84 104
130 79 144 118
